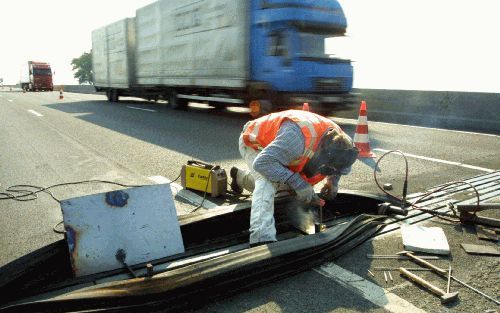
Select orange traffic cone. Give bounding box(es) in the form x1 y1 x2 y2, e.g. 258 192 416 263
59 89 64 100
302 102 310 111
353 101 376 158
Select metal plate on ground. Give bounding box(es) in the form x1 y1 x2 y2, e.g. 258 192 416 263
460 243 500 255
476 225 498 241
61 184 185 277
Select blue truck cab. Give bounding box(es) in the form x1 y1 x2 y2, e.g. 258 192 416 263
249 0 353 111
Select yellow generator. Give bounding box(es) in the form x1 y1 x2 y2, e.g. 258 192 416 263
180 161 227 197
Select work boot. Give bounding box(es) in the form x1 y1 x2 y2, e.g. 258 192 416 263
230 167 243 194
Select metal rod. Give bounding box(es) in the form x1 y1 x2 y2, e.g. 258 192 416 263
388 271 393 282
367 255 440 260
452 276 500 305
401 251 499 305
384 271 388 283
446 266 452 294
373 267 432 271
367 270 375 277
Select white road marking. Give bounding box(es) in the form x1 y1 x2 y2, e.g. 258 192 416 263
28 109 43 117
148 175 171 184
148 175 218 209
127 106 157 113
315 263 428 313
333 117 499 138
373 148 495 173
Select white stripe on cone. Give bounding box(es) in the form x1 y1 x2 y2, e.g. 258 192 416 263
353 133 369 142
357 116 368 124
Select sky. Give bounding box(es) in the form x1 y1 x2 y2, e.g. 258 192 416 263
0 0 499 92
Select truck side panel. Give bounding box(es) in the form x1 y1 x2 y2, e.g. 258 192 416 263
135 0 249 88
92 18 136 89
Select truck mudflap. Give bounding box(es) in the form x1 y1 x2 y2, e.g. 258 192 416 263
1 215 385 313
0 191 390 312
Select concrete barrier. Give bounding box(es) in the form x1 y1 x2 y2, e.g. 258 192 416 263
344 89 500 133
55 85 97 94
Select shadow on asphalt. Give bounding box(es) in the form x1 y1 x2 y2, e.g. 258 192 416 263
44 99 252 162
43 98 364 163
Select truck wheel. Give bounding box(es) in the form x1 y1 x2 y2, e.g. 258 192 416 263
169 92 188 110
107 89 119 102
249 99 273 118
212 102 226 111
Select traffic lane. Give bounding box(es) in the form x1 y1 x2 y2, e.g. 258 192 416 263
40 94 247 178
45 93 499 173
329 117 498 196
5 91 498 194
0 95 155 267
2 92 245 183
333 117 499 171
9 91 498 199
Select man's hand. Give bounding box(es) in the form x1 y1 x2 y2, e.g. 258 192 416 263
320 178 339 201
295 184 317 203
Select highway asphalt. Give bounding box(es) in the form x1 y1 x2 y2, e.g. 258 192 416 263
0 89 498 312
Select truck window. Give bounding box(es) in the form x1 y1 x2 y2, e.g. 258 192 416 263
297 32 350 60
267 31 288 57
32 69 52 76
298 32 327 58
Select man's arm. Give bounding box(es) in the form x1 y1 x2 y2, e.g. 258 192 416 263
252 121 309 191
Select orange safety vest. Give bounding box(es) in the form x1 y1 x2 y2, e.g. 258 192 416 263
242 110 342 185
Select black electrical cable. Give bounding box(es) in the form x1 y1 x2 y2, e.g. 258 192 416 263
190 172 212 213
0 180 145 203
373 150 481 223
1 176 183 234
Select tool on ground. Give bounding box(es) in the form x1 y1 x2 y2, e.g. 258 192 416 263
181 161 227 197
456 203 500 228
398 251 500 305
367 270 375 277
377 202 408 216
399 267 458 304
388 271 393 282
446 266 452 294
367 254 439 260
384 271 388 283
115 249 137 278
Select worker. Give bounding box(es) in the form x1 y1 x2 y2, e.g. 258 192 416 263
230 110 359 246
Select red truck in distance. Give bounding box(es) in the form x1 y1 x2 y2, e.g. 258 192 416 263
20 61 53 91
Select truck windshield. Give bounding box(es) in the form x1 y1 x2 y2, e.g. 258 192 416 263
298 32 350 60
33 68 52 76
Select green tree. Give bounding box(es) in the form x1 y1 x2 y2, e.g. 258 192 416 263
71 51 93 84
